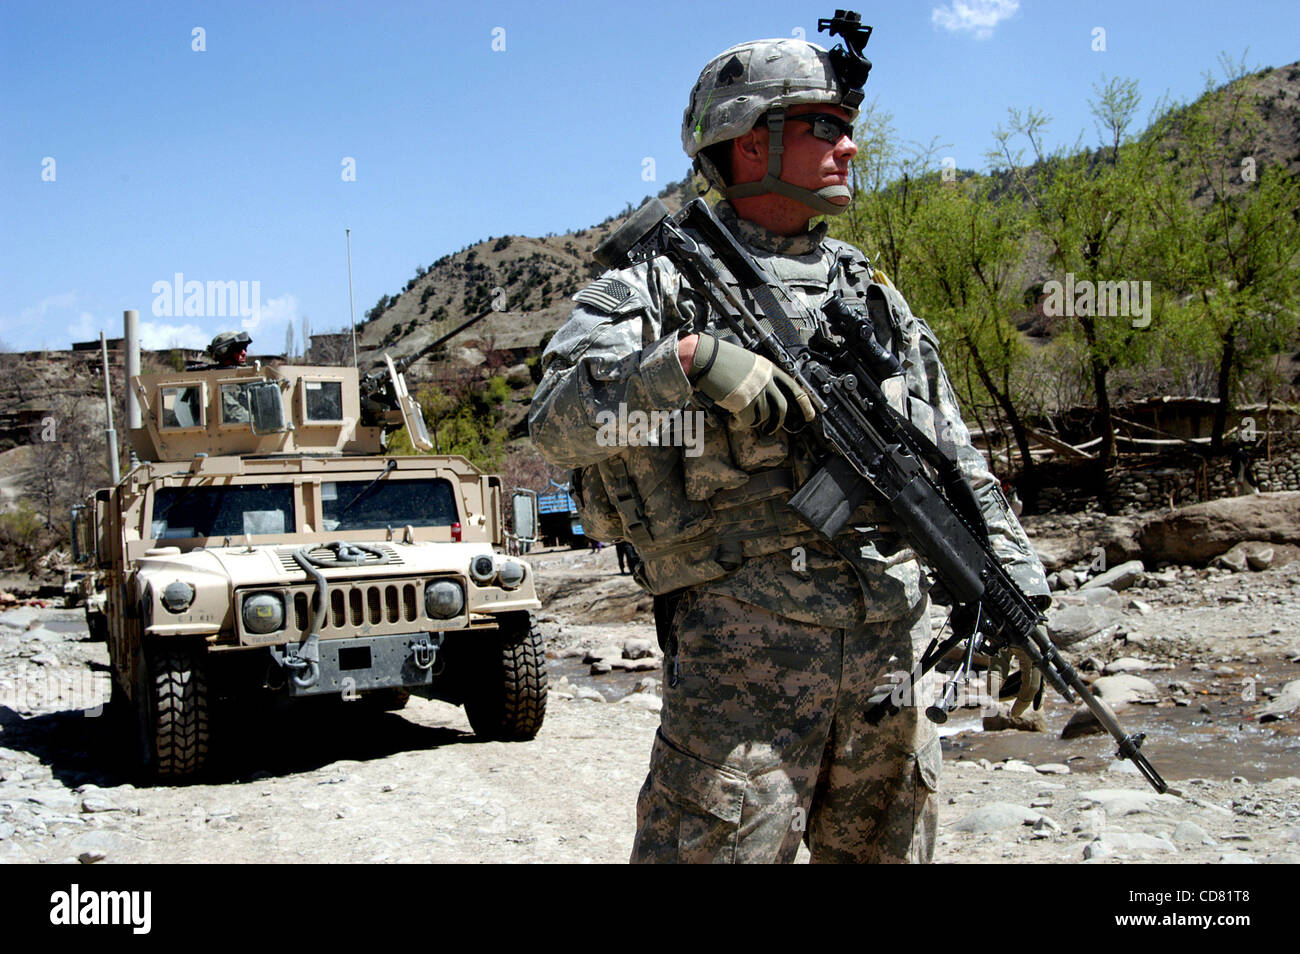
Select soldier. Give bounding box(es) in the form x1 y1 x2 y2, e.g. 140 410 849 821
529 21 1049 863
209 330 250 368
198 331 253 422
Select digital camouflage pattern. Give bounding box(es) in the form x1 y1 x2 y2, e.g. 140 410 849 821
528 200 1049 862
632 591 939 863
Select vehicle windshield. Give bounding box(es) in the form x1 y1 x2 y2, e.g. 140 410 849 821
152 483 295 539
321 477 458 531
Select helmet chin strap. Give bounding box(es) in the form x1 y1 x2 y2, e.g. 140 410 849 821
720 110 852 217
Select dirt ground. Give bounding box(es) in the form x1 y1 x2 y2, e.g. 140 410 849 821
0 533 1297 865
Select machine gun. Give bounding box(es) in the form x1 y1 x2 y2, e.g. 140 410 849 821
594 197 1171 794
358 303 502 437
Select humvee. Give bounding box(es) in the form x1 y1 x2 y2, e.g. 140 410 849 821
79 357 545 779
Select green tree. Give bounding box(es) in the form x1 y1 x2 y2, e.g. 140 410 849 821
1142 56 1300 450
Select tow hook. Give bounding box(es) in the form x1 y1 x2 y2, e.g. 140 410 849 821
411 633 444 674
270 633 321 689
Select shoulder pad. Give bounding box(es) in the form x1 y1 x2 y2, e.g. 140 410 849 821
572 276 646 315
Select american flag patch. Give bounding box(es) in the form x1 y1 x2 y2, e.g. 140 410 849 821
573 277 638 313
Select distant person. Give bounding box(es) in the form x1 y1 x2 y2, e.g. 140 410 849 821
189 330 252 370
615 541 640 576
1231 445 1259 496
191 331 254 423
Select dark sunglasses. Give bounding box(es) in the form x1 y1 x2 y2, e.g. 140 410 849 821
784 112 855 143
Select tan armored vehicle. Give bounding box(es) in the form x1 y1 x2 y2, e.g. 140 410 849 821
79 356 545 779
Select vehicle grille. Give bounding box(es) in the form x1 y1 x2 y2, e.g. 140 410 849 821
276 543 401 573
292 580 424 633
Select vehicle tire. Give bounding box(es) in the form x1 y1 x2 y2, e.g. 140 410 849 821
142 645 210 780
463 612 547 741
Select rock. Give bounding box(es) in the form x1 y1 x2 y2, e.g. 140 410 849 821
573 687 607 703
618 693 662 713
1173 821 1216 846
1138 492 1300 565
1035 763 1071 775
1091 674 1159 705
1087 832 1177 855
0 822 14 839
622 638 654 660
1082 560 1145 592
1245 546 1274 571
1078 789 1181 816
28 651 58 666
1083 839 1114 860
1061 700 1117 738
1216 850 1257 864
1057 569 1079 590
583 645 623 664
70 830 137 858
982 702 1047 733
1045 604 1125 649
1256 680 1300 723
589 661 612 675
27 790 78 812
79 794 118 813
1031 815 1062 836
1211 549 1249 572
999 759 1037 773
613 658 659 672
952 802 1042 833
0 608 43 630
77 850 107 864
633 677 659 694
1078 586 1121 606
1104 657 1154 674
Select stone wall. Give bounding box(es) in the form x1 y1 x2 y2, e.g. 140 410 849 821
1029 434 1300 515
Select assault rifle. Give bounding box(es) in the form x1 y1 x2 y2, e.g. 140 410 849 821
594 197 1170 794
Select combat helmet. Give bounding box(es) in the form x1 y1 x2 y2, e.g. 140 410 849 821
208 330 251 364
683 10 874 215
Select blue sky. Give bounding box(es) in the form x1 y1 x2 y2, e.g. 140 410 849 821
2 0 1298 353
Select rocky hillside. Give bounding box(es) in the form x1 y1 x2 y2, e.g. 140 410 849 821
354 177 698 373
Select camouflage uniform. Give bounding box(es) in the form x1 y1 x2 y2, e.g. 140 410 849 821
529 201 1048 863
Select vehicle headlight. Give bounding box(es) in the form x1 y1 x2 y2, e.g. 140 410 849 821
425 580 464 619
469 554 496 584
161 580 195 614
242 592 285 634
497 559 525 589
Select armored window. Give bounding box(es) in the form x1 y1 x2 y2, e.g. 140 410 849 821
151 483 295 539
219 383 256 424
320 478 458 532
304 380 344 422
159 386 204 429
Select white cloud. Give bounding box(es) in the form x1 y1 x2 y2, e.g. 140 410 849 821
252 293 300 330
67 311 99 342
138 322 208 350
931 0 1019 40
